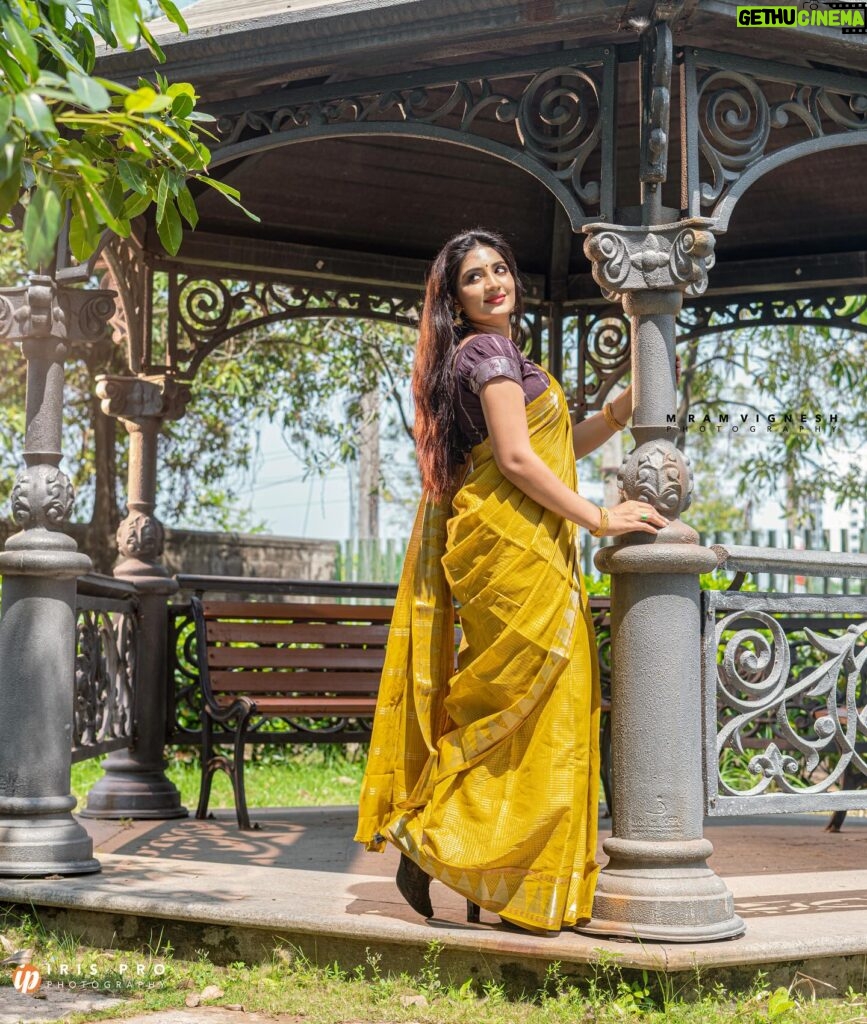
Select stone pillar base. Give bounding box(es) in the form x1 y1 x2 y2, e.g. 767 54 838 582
0 806 99 877
577 838 745 942
81 762 187 820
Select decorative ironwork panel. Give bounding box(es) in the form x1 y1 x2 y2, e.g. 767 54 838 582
570 305 631 419
702 589 867 815
100 234 153 375
677 292 867 341
211 47 617 231
682 49 867 228
73 597 138 762
571 291 867 419
160 274 422 378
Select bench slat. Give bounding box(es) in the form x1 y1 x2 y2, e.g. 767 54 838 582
214 695 377 714
202 600 393 622
209 670 382 693
207 646 386 670
205 621 391 645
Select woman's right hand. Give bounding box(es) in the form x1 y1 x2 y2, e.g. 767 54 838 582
600 500 668 536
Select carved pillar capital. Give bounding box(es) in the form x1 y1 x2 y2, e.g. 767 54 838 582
0 277 115 348
582 219 718 542
95 374 190 578
95 374 191 425
583 219 716 304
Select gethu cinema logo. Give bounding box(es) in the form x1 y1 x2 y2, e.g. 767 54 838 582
12 964 42 995
737 4 867 28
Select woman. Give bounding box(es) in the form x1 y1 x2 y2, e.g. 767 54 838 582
355 228 666 934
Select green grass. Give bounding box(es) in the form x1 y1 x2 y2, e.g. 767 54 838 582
0 911 865 1024
70 748 367 811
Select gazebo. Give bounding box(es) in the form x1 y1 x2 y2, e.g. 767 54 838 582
1 0 866 945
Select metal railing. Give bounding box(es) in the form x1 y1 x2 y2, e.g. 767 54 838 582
702 546 867 815
72 573 139 763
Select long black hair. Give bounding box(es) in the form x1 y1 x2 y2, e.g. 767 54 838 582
412 227 525 501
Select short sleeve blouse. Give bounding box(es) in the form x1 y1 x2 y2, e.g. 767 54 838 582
452 333 550 454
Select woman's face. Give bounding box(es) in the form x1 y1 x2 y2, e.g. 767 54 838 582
454 245 516 335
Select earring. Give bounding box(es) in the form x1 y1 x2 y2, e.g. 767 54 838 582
453 307 464 328
509 311 518 325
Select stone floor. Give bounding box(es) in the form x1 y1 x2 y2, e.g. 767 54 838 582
0 807 866 996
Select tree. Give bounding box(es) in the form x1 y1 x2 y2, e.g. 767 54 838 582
0 243 419 570
0 0 253 267
676 313 867 532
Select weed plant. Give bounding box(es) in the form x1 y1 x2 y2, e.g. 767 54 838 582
0 910 865 1024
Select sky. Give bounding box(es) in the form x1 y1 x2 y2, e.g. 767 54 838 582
238 412 863 549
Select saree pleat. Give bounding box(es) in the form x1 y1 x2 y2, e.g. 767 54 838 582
355 377 600 930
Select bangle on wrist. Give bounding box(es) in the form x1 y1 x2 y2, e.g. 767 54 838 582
590 506 609 538
602 402 626 431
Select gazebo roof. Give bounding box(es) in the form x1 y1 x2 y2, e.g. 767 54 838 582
95 1 867 307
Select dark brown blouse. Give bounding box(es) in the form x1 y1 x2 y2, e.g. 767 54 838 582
452 333 550 454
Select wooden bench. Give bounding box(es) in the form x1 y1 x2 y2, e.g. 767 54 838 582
187 585 613 831
190 594 404 829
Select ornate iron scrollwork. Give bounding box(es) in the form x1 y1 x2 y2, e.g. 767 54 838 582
677 292 867 340
683 49 867 226
704 590 867 813
73 605 136 759
161 274 421 378
212 48 615 230
572 291 867 420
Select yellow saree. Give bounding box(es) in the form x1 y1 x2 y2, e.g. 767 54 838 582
355 376 600 931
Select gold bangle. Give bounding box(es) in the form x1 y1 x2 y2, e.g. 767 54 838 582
602 402 626 431
590 506 609 538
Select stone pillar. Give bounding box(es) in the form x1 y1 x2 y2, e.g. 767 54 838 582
578 222 745 941
81 375 190 819
0 277 114 875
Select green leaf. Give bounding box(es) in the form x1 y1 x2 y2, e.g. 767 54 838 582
117 158 148 194
69 189 102 262
122 189 151 219
108 0 141 49
0 48 27 91
167 82 196 99
200 175 260 222
1 15 39 78
13 92 57 135
87 182 125 233
171 92 195 119
0 134 23 184
66 72 111 111
156 0 189 32
0 171 21 219
124 86 173 114
70 24 97 74
156 167 170 222
176 183 198 228
767 987 795 1019
0 96 11 132
199 175 241 201
156 196 182 255
119 128 152 157
23 186 63 268
124 85 157 113
139 21 166 63
33 22 87 74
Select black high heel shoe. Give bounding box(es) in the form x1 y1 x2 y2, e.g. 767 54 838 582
467 900 481 923
396 854 433 919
